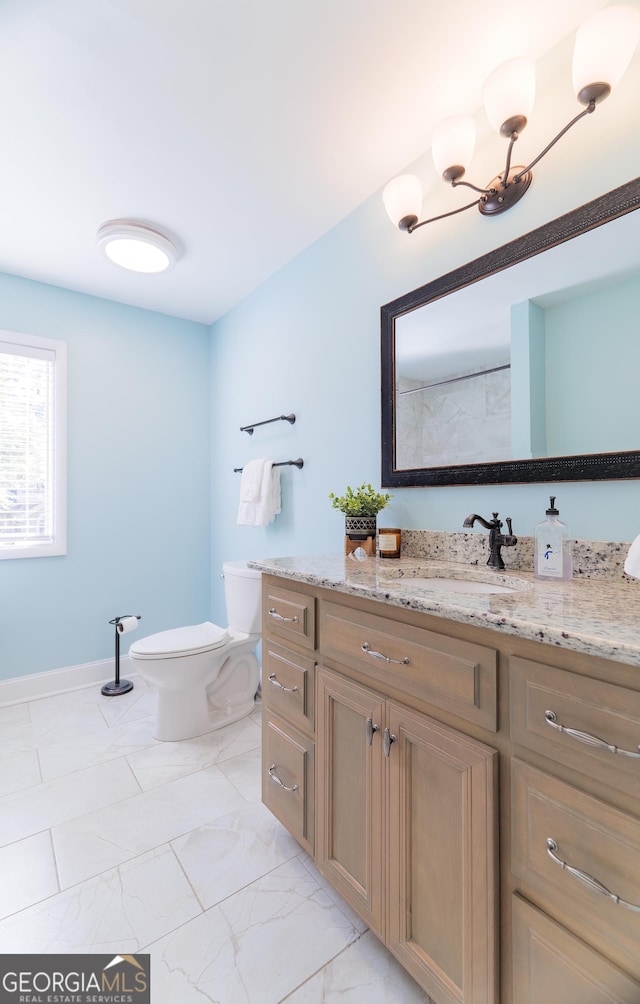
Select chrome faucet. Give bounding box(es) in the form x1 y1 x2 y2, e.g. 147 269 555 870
463 512 517 570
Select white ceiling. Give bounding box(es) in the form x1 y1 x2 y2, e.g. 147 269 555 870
0 0 613 325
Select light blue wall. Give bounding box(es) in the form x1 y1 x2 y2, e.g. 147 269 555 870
545 275 640 454
0 274 211 680
209 41 640 623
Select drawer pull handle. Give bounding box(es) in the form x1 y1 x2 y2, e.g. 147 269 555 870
361 642 410 666
268 764 299 792
366 717 380 745
268 673 299 694
268 608 299 624
545 710 640 759
546 838 640 913
383 728 397 757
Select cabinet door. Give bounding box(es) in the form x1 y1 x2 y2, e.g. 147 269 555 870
316 665 385 938
262 712 315 857
263 641 315 736
512 894 640 1003
263 581 316 649
387 701 498 1004
511 757 640 981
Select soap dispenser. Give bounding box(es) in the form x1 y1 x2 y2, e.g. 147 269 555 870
534 496 573 581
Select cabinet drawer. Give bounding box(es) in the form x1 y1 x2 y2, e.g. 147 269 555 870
263 582 316 649
262 642 315 734
510 656 640 794
262 713 314 855
320 600 497 731
511 758 640 980
512 894 640 1003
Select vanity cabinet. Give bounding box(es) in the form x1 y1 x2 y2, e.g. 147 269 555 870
509 655 640 999
259 571 640 1003
261 584 317 856
316 665 498 1004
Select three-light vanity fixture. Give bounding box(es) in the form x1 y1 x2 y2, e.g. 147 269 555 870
383 4 640 232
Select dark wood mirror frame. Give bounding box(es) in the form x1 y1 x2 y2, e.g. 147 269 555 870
381 177 640 488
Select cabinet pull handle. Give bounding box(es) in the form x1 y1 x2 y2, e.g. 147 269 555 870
546 838 640 913
366 717 380 745
361 642 410 666
268 673 299 694
383 728 397 757
268 764 299 792
268 608 299 624
545 710 640 759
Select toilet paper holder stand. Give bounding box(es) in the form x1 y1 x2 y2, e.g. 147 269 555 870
101 614 141 696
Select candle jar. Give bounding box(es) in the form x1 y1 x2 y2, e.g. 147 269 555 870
378 527 401 558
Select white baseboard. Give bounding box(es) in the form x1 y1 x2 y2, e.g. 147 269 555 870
0 656 136 706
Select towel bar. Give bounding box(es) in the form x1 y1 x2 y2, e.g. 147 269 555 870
241 414 295 435
234 458 303 472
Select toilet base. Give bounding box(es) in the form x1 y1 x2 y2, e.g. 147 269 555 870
153 691 258 741
151 647 260 742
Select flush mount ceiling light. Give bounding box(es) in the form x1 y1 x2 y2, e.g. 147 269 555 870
96 220 179 273
383 4 640 232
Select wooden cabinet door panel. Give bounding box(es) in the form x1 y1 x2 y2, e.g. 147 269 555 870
510 657 640 794
316 665 385 938
263 581 316 649
512 894 640 1004
263 641 315 735
387 702 498 1004
511 758 640 980
262 713 314 856
320 601 497 731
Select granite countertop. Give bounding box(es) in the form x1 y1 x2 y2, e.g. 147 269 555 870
248 553 640 668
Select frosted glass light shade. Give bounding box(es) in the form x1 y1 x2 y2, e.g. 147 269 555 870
572 4 640 101
96 221 178 273
382 174 422 228
432 115 476 180
483 58 535 135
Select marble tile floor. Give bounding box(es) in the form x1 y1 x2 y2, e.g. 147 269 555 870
0 679 433 1002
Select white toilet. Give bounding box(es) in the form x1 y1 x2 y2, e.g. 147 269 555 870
128 561 262 741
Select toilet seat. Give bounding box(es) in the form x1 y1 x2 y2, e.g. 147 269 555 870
129 621 230 660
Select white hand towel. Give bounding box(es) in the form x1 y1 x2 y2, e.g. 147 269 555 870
262 462 281 523
239 458 266 502
624 534 640 579
237 460 281 526
237 459 265 525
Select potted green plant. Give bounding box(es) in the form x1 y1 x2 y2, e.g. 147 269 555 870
329 483 393 555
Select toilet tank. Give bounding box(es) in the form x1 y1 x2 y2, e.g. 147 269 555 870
223 560 262 634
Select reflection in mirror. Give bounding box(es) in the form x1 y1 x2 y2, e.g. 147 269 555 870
381 179 640 487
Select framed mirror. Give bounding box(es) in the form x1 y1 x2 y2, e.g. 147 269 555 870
381 177 640 487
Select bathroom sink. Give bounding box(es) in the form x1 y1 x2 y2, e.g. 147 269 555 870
380 567 532 595
404 576 518 594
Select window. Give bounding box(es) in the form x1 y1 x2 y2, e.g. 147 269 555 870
0 330 66 559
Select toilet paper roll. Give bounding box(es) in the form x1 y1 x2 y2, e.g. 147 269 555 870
117 616 140 635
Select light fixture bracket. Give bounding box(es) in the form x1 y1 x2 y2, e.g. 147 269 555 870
479 167 533 216
442 165 466 184
577 81 611 106
499 114 528 139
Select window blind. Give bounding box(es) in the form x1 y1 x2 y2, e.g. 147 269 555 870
0 340 56 548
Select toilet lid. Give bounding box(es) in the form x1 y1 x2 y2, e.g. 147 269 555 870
129 621 230 658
